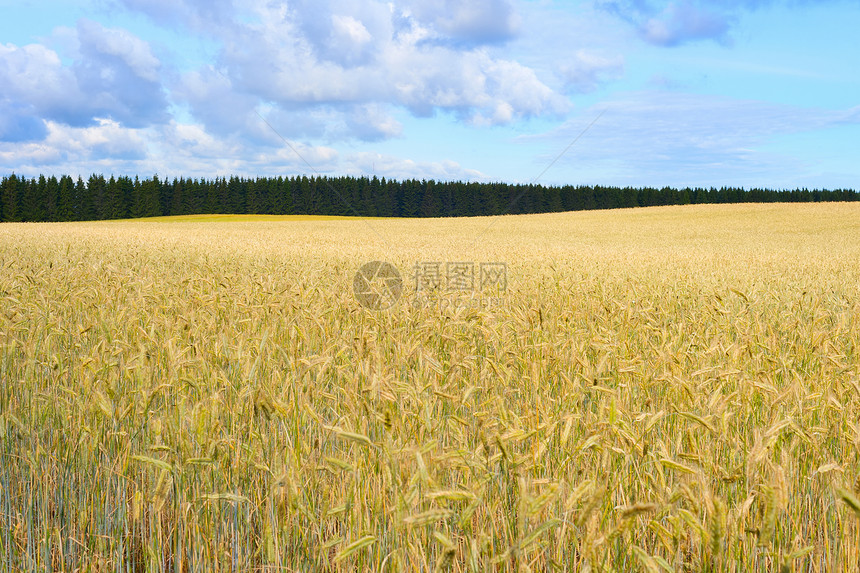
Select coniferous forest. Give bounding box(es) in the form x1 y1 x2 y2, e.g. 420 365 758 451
0 173 856 222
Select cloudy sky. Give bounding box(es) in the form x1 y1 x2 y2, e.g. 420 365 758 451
1 0 858 188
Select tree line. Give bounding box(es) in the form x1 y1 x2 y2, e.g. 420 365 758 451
0 173 856 222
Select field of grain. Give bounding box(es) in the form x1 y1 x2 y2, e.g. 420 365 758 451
2 203 860 572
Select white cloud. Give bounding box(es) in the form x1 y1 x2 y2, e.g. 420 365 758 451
0 21 168 136
348 151 488 181
596 0 852 47
0 1 573 180
285 0 394 68
0 118 148 173
0 101 47 143
345 104 404 141
559 50 625 93
331 14 373 49
403 0 521 44
528 91 860 187
161 0 569 141
72 19 169 127
597 0 732 46
0 42 82 126
149 120 340 178
56 118 149 159
0 114 348 180
641 1 731 46
173 66 270 140
76 18 161 81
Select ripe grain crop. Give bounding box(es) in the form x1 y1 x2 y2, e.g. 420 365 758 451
1 203 860 571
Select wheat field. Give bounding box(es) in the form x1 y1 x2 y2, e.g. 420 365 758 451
1 203 860 571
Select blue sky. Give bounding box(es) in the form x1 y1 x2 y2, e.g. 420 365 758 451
1 0 858 189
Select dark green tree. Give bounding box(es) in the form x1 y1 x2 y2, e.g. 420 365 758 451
1 173 20 221
45 176 59 221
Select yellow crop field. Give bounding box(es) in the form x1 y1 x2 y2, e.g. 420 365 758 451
142 214 379 223
2 203 860 571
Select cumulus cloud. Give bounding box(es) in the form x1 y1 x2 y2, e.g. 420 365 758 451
0 42 83 128
597 0 850 46
559 50 625 93
163 0 569 141
117 0 521 47
641 1 731 46
597 0 733 46
349 151 488 181
2 0 570 179
0 101 48 142
0 116 345 179
0 118 148 172
345 104 404 141
0 20 168 138
148 120 340 177
77 19 161 81
57 118 149 160
173 67 267 140
403 0 521 45
284 0 394 68
72 19 170 127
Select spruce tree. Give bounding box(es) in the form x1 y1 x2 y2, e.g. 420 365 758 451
1 173 19 221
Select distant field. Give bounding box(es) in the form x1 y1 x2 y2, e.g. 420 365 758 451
141 213 378 222
2 203 860 571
